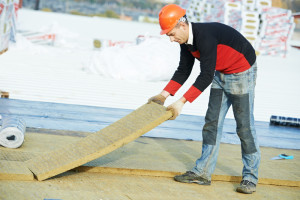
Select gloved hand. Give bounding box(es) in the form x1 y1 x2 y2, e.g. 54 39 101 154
167 99 185 120
148 94 166 105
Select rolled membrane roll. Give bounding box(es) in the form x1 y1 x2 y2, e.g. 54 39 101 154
270 115 300 127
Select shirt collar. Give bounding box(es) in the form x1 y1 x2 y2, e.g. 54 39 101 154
186 22 193 45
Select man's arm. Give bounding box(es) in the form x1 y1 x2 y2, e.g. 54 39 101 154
182 34 217 103
163 44 195 96
148 44 194 105
167 34 218 120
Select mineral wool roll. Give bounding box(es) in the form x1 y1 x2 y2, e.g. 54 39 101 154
0 115 26 148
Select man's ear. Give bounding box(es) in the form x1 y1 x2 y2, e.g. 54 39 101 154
180 21 188 31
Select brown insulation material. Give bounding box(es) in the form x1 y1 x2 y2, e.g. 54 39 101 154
25 103 172 181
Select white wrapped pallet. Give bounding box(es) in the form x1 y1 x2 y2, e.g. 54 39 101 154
0 0 6 52
258 39 287 50
241 11 260 32
258 7 295 57
0 0 5 28
224 1 242 30
10 0 19 42
240 11 260 47
0 0 17 53
260 17 294 38
203 2 213 22
181 0 294 57
255 0 271 12
186 0 205 22
242 0 256 11
6 1 14 41
260 7 292 23
203 0 225 23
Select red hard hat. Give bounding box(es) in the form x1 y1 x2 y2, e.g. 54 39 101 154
159 4 186 35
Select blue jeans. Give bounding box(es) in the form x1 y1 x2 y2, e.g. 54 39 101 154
191 62 260 184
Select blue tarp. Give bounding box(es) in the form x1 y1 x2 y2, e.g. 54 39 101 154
0 98 299 149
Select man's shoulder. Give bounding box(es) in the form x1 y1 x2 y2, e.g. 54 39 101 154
191 22 216 34
192 22 228 28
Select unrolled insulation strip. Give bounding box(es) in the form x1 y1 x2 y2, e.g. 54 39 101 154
0 115 26 148
26 103 172 181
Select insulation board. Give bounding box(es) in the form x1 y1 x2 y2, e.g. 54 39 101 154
25 103 172 180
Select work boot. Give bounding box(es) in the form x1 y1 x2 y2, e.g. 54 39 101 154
174 171 211 185
236 180 256 194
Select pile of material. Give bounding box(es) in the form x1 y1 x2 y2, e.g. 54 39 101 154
257 7 295 57
0 0 18 53
180 0 295 57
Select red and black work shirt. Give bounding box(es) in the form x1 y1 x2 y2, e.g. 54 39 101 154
164 22 256 103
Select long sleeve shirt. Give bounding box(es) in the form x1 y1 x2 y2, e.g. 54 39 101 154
164 22 256 103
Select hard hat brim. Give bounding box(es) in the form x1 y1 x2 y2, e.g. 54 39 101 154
160 26 174 35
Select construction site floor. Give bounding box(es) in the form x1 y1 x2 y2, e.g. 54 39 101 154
1 171 299 200
0 130 299 199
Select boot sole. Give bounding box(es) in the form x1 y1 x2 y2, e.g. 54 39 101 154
236 188 256 194
174 178 211 185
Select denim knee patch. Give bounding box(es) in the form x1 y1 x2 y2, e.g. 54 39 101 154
230 93 257 154
202 89 223 145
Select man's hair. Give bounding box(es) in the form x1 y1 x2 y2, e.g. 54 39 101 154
175 15 189 28
179 15 189 25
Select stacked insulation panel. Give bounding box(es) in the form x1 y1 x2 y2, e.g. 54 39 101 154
224 2 242 33
257 7 295 57
240 10 260 48
0 0 18 54
185 0 205 22
180 0 295 57
203 0 226 23
185 0 226 23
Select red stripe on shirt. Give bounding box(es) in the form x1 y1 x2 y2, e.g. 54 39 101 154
163 80 182 96
190 50 200 59
183 86 202 103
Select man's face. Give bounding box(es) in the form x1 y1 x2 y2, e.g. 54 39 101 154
166 22 188 44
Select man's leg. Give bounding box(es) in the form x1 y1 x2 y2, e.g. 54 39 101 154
228 63 260 193
191 88 231 180
231 92 260 184
175 73 231 184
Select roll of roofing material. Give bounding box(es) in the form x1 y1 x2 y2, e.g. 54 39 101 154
270 115 300 127
0 116 26 148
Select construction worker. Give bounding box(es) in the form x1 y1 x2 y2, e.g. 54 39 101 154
148 4 260 194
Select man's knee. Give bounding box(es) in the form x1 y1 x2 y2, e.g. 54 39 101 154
230 93 257 154
203 89 223 145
